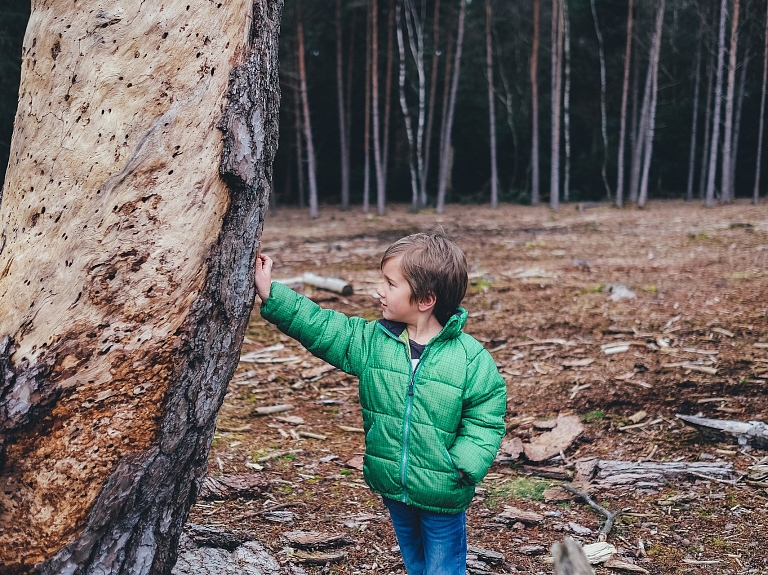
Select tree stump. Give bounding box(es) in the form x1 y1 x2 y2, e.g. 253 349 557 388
0 0 282 573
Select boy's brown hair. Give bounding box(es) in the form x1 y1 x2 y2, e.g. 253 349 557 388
381 232 468 325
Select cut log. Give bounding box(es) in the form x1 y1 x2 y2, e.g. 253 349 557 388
574 458 734 489
0 0 282 571
676 414 768 450
274 273 353 296
198 474 268 500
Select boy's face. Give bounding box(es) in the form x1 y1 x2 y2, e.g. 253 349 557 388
378 257 420 324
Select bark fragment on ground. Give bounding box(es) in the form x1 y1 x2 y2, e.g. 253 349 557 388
676 414 768 449
575 458 735 488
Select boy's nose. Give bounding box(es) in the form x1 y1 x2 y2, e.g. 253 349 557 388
376 285 384 298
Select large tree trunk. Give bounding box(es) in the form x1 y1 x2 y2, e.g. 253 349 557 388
336 0 350 211
590 0 611 202
615 0 634 208
297 3 319 218
637 0 666 208
549 0 563 211
562 0 571 203
436 0 466 213
531 0 541 205
706 0 729 208
754 0 768 205
0 0 282 573
686 37 703 202
486 0 499 209
721 0 740 203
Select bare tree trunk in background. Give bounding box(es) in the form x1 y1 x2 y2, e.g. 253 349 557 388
629 42 640 199
293 81 306 209
730 32 750 199
345 12 357 191
563 0 572 202
0 0 282 571
531 0 541 205
382 0 395 193
438 23 454 206
423 0 442 207
629 23 656 205
686 35 703 201
550 0 563 211
486 0 499 208
706 0 729 208
590 0 611 201
398 0 428 211
336 0 350 210
297 2 319 218
721 0 740 203
371 0 386 215
396 3 420 210
616 0 634 207
436 0 467 213
638 0 666 208
363 3 373 213
699 24 716 200
754 0 768 204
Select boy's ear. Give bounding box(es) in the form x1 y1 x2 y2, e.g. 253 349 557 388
417 291 437 312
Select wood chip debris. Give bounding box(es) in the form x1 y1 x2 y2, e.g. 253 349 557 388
283 530 353 549
289 549 346 564
754 342 768 349
523 415 584 462
496 506 544 525
337 425 365 433
562 358 595 368
711 327 734 338
604 559 650 573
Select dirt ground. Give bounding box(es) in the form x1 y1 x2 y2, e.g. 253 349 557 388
188 200 768 574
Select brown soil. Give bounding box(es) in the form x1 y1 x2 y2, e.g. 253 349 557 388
189 200 768 574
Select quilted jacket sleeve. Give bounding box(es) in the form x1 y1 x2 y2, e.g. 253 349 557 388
259 282 371 377
448 344 507 485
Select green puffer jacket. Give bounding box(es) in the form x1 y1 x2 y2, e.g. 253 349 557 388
260 282 507 514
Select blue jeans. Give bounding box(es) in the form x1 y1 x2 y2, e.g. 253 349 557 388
383 497 467 575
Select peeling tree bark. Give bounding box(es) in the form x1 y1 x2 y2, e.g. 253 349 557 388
0 0 282 573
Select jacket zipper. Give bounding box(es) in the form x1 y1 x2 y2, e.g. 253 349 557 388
376 323 431 503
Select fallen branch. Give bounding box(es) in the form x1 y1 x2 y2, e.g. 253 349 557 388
574 458 734 489
561 484 620 542
676 414 768 450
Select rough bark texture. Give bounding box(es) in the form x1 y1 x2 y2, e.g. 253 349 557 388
0 0 282 573
721 0 740 203
706 0 729 207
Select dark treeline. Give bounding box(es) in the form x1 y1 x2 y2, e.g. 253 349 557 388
2 0 768 210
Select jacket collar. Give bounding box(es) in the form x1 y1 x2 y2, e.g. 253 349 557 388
377 308 467 343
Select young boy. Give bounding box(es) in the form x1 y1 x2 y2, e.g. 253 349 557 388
254 232 507 575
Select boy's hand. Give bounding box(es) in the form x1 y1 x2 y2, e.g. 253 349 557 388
254 253 273 301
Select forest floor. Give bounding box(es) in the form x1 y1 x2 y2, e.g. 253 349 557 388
188 200 768 575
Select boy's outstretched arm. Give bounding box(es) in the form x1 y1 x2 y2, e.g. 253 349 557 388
254 253 370 377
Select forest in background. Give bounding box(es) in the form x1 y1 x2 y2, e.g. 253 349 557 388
2 0 768 211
